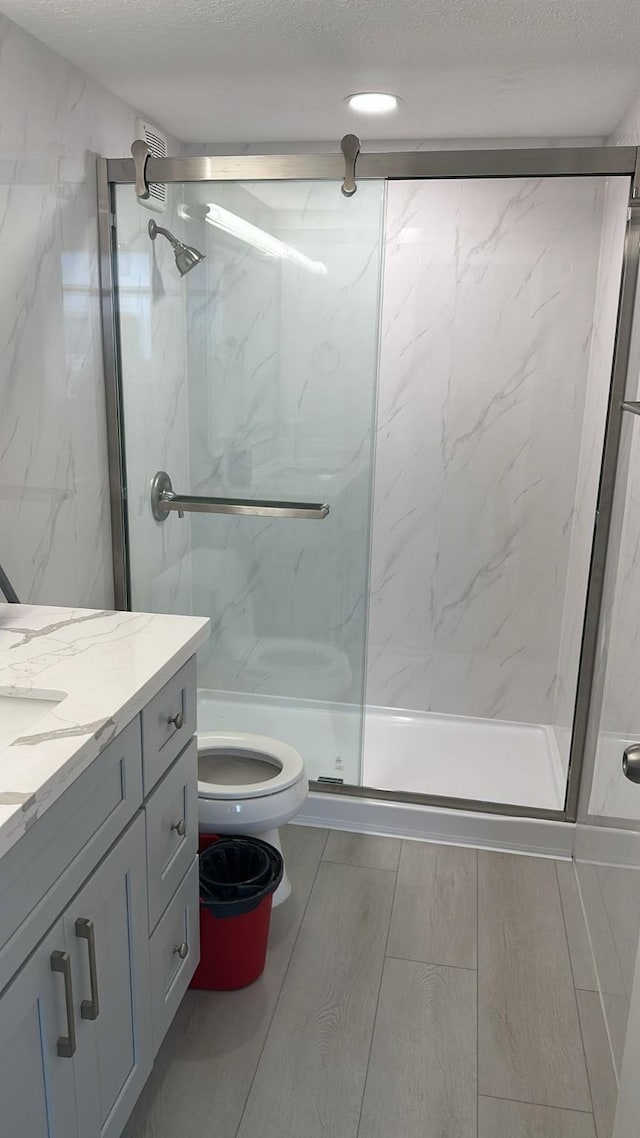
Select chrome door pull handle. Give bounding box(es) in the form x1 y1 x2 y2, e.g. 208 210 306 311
174 943 188 959
171 818 186 837
168 710 184 730
75 917 100 1020
50 950 77 1057
151 470 330 522
623 743 640 784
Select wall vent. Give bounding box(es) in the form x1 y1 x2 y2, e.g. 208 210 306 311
135 118 167 213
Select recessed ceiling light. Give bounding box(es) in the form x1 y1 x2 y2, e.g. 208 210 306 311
346 92 400 114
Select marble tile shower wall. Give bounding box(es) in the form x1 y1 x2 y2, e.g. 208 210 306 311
182 182 281 685
183 182 383 698
0 14 156 606
366 178 605 725
116 183 193 618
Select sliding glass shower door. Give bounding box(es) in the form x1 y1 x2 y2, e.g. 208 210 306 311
114 178 384 785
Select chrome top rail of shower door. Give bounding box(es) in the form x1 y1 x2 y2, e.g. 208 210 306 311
150 471 329 521
106 145 639 185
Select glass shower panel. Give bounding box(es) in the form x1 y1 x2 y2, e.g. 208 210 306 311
365 176 628 810
574 390 640 1082
115 179 384 786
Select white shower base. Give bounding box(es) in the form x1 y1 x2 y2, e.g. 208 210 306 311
363 706 565 810
197 690 566 812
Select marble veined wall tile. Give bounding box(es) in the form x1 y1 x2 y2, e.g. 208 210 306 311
116 185 193 617
366 182 462 709
0 14 167 608
367 177 605 722
182 181 384 706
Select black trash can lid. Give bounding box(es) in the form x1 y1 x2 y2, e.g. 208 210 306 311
200 836 284 917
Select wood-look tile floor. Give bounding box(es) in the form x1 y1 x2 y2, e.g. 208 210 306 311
124 828 617 1138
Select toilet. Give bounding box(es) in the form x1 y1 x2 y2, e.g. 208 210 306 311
197 731 308 905
192 546 352 701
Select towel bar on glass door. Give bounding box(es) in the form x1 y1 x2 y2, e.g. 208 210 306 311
622 401 640 417
150 471 330 521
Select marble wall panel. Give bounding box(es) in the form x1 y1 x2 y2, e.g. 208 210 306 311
115 183 193 616
0 14 161 608
182 181 385 703
366 177 606 721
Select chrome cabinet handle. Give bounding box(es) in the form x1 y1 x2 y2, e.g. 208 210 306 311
151 470 329 522
174 943 188 960
171 818 186 837
168 710 184 730
50 950 77 1057
623 743 640 783
75 917 100 1021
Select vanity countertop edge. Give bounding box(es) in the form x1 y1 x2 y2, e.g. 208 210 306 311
0 604 210 859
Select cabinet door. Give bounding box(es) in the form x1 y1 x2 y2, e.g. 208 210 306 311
64 813 152 1138
0 919 78 1138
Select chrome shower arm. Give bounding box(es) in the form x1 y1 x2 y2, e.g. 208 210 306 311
149 222 180 249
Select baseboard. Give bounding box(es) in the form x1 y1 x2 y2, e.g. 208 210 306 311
293 791 573 859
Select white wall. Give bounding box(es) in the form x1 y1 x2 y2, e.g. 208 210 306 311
366 176 606 724
0 18 118 606
0 14 178 609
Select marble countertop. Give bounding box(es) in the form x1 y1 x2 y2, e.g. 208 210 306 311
0 605 210 859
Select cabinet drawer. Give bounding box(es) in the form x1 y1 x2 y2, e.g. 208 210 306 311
0 718 143 993
145 738 198 932
149 858 199 1055
141 657 196 794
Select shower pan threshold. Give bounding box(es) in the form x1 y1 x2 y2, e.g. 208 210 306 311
197 689 565 811
363 705 565 811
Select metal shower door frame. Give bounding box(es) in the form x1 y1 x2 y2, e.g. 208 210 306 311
97 143 640 824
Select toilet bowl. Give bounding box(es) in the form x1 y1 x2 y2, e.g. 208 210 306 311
197 731 308 905
191 546 352 701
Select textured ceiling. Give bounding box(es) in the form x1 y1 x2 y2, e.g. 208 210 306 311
4 0 640 142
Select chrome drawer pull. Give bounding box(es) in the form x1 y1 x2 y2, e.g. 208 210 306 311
50 950 77 1057
174 943 188 960
75 917 100 1020
168 710 184 730
171 818 186 837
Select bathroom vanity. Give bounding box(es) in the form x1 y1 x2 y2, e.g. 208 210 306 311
0 604 209 1138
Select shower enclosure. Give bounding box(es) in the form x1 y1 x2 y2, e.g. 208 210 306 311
99 142 640 825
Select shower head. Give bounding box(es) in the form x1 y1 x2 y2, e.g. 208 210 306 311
148 219 205 276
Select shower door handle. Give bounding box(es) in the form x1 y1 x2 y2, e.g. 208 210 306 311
151 471 330 521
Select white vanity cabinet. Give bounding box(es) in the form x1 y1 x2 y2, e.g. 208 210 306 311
0 656 200 1138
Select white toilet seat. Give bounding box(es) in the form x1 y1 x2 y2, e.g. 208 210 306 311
197 732 305 800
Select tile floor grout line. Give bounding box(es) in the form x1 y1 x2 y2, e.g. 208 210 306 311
556 859 580 991
554 858 597 1121
231 832 331 1138
385 953 477 972
478 1092 596 1117
354 841 401 1138
323 859 400 872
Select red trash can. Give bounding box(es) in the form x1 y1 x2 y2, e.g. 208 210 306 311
190 834 283 991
